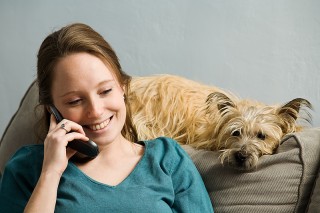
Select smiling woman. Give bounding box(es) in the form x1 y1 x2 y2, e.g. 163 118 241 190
51 52 127 148
0 23 214 213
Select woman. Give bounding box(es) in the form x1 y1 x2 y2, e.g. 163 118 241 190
0 23 214 213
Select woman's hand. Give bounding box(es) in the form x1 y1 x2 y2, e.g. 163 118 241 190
41 114 89 177
25 115 90 213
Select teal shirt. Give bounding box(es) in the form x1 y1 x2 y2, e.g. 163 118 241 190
0 137 214 213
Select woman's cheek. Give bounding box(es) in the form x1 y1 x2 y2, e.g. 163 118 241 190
63 109 84 123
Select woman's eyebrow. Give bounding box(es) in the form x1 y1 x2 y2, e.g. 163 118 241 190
96 79 115 87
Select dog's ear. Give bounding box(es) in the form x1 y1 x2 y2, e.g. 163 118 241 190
206 92 236 115
277 98 312 133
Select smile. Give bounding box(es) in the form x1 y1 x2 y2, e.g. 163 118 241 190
87 116 113 131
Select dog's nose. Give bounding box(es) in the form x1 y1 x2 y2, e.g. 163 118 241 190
235 151 247 163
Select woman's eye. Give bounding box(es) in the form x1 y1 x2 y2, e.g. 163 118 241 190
68 99 82 105
101 89 112 95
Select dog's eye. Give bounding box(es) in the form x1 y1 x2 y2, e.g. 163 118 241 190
232 130 241 137
257 132 266 140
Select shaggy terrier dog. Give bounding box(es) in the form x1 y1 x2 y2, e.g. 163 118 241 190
128 74 312 169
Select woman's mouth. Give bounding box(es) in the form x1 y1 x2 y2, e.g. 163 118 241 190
86 116 113 131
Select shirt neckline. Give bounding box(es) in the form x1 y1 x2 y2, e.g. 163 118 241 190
68 140 148 188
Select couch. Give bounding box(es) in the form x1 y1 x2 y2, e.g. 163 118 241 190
1 80 320 213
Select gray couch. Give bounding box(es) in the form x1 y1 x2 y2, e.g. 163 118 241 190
1 81 320 213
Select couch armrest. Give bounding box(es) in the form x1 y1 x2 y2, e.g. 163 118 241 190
183 128 320 213
307 159 320 212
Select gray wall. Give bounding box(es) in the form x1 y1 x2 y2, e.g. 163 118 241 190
1 0 320 138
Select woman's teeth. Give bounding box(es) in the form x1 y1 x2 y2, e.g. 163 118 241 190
89 119 111 131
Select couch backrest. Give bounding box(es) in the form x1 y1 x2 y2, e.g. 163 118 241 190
0 81 42 175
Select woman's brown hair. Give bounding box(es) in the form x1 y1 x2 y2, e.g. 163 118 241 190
36 23 138 143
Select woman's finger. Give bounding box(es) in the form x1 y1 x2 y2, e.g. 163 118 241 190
49 131 89 148
53 120 86 136
63 132 89 144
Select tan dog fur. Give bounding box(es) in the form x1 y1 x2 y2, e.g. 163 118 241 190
128 74 312 169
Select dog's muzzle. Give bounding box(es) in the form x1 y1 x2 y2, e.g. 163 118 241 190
235 151 248 163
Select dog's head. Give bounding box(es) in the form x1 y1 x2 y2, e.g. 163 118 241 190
206 92 312 170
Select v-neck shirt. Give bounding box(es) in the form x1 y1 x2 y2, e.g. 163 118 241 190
0 137 214 212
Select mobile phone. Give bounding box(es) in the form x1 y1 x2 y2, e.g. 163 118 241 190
48 105 99 159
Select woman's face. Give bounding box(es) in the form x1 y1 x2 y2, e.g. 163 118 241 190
51 52 126 147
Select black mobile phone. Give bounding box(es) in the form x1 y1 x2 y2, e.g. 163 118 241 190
48 105 99 159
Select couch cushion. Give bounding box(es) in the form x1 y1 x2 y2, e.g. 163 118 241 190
182 128 320 213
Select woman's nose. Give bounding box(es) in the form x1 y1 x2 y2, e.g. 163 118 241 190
86 99 103 119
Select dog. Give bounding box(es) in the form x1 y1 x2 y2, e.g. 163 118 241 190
128 74 312 169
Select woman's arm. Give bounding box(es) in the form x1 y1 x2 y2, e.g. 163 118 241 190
24 115 88 213
24 171 61 213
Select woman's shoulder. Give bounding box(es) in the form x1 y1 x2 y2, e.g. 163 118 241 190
0 145 44 207
4 144 44 171
143 137 181 152
143 137 192 170
11 144 44 159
